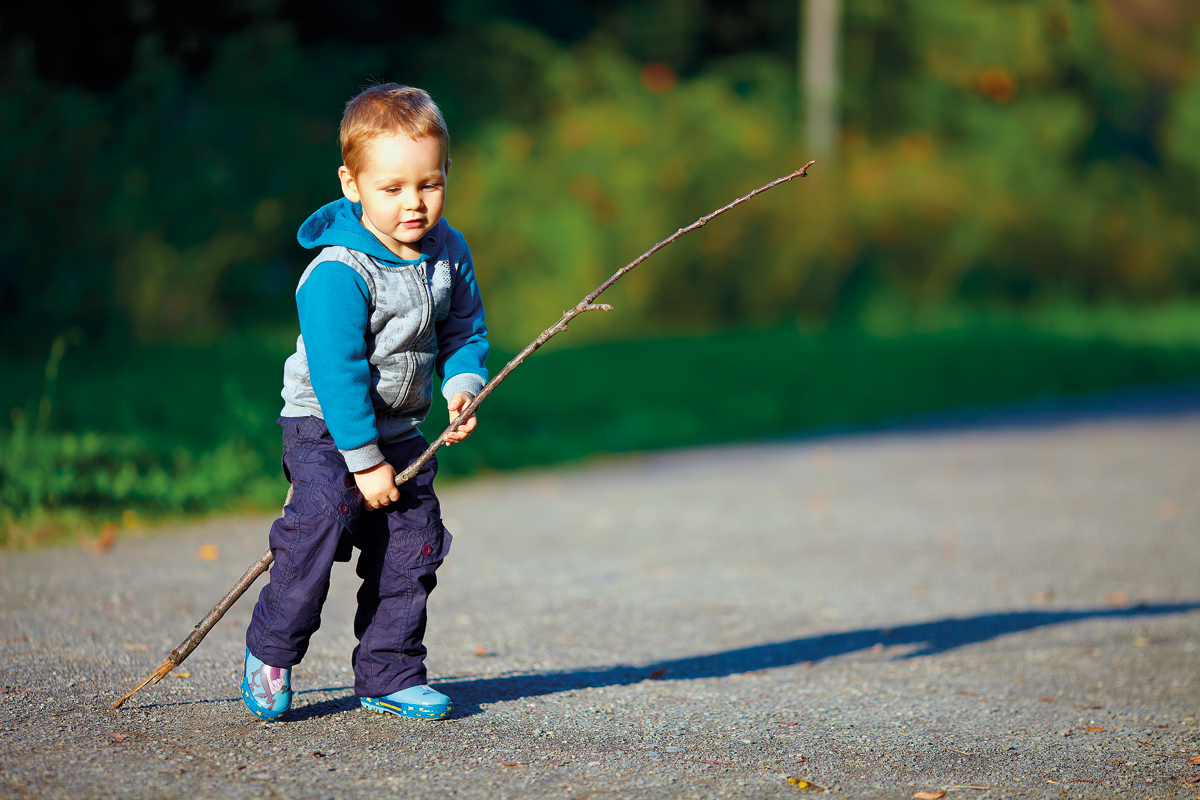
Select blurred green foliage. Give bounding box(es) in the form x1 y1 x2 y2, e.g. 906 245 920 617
4 0 1200 540
3 0 1200 348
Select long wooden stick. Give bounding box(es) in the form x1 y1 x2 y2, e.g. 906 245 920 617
111 162 815 709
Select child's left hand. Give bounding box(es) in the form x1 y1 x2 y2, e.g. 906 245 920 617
445 391 477 446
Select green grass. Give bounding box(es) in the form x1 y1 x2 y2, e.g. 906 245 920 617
5 305 1200 548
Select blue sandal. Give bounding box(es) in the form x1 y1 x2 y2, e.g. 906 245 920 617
360 685 452 719
240 648 292 721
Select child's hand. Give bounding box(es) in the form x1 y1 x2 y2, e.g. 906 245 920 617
354 461 400 510
445 391 477 446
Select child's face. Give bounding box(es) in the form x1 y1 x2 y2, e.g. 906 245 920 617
338 133 448 261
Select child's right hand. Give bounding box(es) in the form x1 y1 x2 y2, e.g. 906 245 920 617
354 461 400 510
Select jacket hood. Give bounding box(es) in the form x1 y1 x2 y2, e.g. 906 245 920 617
297 198 412 264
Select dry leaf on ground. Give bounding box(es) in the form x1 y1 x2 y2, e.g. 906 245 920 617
1105 591 1131 606
1188 755 1200 765
913 792 947 799
171 672 191 679
197 544 219 561
82 524 118 555
786 776 825 791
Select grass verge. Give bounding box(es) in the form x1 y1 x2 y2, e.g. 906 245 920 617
5 308 1200 548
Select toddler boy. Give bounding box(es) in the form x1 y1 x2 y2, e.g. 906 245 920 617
241 84 488 721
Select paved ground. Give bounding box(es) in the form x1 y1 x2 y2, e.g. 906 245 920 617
2 392 1199 799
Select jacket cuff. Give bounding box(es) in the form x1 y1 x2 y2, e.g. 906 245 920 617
442 372 486 400
340 440 384 473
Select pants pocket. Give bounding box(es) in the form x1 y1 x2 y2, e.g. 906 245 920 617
386 522 452 569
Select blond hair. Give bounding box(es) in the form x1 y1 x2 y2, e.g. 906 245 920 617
339 84 449 176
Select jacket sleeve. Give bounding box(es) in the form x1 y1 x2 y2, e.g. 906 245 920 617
296 261 383 472
435 245 490 400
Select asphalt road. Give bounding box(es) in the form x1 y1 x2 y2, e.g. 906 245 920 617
2 392 1199 799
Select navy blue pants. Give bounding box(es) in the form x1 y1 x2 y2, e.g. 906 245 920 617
246 416 451 698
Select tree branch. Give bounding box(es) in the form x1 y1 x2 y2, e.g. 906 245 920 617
111 161 815 709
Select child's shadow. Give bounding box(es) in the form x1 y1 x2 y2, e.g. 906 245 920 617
276 601 1197 721
435 601 1198 719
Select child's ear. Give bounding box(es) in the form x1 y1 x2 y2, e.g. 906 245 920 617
338 165 361 202
444 158 452 177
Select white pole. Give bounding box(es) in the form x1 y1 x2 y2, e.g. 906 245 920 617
802 0 841 157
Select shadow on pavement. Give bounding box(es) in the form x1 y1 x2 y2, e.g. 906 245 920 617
136 602 1196 720
436 602 1200 718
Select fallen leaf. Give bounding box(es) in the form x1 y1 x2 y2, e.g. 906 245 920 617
777 721 798 726
197 544 219 561
1086 725 1104 732
122 643 149 651
111 733 127 742
1071 779 1094 783
82 523 118 555
498 761 527 767
913 792 946 799
474 645 494 657
1040 697 1056 703
1071 704 1102 710
787 776 826 791
795 756 807 763
171 672 191 679
1188 755 1200 766
1105 591 1131 606
649 668 666 679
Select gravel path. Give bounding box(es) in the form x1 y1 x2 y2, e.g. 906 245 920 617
2 393 1199 799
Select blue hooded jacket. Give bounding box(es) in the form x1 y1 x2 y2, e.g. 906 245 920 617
279 198 489 472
